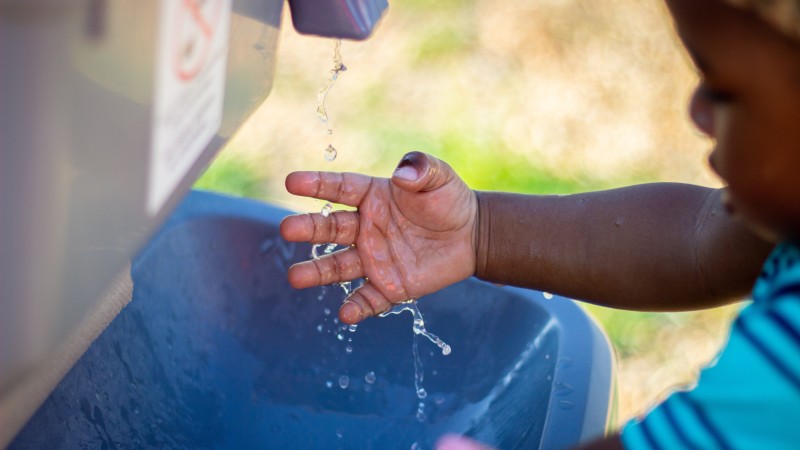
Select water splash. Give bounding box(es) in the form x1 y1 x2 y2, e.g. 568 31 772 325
311 242 336 260
321 202 333 217
382 301 452 355
380 300 451 423
412 333 427 422
415 402 426 422
311 241 354 295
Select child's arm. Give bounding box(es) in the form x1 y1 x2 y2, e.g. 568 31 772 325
281 152 774 323
475 183 774 311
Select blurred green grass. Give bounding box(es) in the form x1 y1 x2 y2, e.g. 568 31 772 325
195 0 738 425
194 153 263 199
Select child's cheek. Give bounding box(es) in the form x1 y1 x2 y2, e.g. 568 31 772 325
689 90 715 137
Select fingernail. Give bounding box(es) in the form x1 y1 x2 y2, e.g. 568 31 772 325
340 300 363 323
397 156 413 168
393 164 419 181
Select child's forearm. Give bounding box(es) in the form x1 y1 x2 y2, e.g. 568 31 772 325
474 183 774 311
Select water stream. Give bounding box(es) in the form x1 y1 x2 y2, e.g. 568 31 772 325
381 300 452 422
310 40 451 435
316 39 347 160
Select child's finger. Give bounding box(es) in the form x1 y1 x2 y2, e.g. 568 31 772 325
287 247 363 289
391 151 457 193
280 211 360 245
285 171 377 207
338 281 394 324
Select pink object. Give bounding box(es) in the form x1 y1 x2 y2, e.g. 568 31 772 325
436 434 496 450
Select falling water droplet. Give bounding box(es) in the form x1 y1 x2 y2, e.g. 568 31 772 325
364 371 376 384
324 145 338 162
338 375 350 389
416 403 426 422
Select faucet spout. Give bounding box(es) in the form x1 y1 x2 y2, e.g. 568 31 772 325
288 0 388 40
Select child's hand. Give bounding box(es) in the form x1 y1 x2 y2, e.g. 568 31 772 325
280 151 477 324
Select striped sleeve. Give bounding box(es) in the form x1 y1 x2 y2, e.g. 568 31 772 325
621 243 800 450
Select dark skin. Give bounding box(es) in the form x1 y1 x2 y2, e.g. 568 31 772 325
281 0 800 447
677 0 800 242
281 157 768 324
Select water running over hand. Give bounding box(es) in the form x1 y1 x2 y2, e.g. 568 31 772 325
381 300 452 422
381 301 452 356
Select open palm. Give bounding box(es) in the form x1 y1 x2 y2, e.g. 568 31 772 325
280 152 477 324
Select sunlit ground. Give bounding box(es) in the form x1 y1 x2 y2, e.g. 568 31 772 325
197 0 741 427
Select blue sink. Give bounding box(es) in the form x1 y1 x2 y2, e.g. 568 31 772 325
11 191 614 449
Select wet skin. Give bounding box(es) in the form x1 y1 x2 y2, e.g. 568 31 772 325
280 152 477 325
280 0 800 448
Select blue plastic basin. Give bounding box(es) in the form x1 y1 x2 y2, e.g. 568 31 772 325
11 191 614 449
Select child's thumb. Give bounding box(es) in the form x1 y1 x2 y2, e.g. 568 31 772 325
391 151 454 193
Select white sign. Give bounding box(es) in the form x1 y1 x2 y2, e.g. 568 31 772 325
148 0 231 214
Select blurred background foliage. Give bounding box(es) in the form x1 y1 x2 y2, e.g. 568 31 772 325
196 0 740 426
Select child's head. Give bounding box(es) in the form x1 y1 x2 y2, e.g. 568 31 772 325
666 0 800 241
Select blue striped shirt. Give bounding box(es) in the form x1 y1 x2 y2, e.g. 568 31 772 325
621 242 800 450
